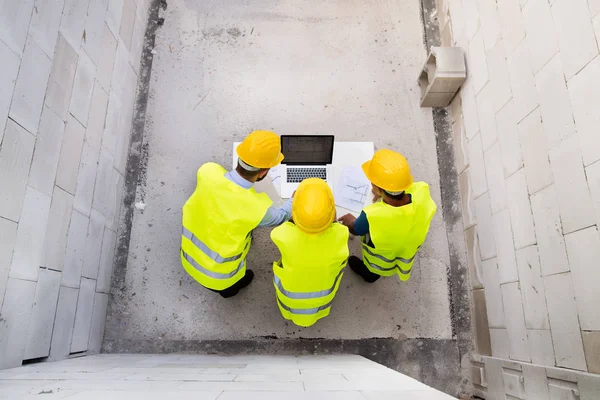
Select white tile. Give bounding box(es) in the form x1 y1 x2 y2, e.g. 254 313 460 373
0 40 20 141
88 292 109 353
492 209 519 283
71 277 97 352
477 0 501 50
453 116 469 174
9 40 52 134
0 120 35 222
92 150 115 217
486 40 512 112
120 0 136 49
496 101 523 178
468 31 489 94
507 43 538 125
549 134 596 234
475 83 497 151
551 0 598 79
530 185 570 276
106 0 125 38
489 328 510 359
0 278 36 369
0 218 18 310
543 272 587 371
506 169 536 249
527 329 555 366
112 38 130 89
9 186 51 281
45 35 79 121
588 161 600 228
501 282 530 361
96 24 118 92
29 107 67 197
459 170 476 229
497 0 526 55
484 142 507 213
69 52 97 127
85 84 109 152
106 168 124 231
65 391 222 400
522 364 551 399
515 246 550 330
482 258 505 327
28 0 67 58
590 0 600 17
82 209 106 280
48 286 79 361
42 186 74 271
61 210 90 288
564 227 600 330
568 56 600 166
220 392 364 400
59 0 90 51
56 114 86 195
523 0 560 74
129 14 145 72
97 227 116 293
24 269 61 359
74 140 101 216
102 90 122 155
595 14 600 46
0 0 35 56
82 0 110 66
518 108 553 194
449 0 466 47
535 55 576 149
475 192 496 260
460 82 480 140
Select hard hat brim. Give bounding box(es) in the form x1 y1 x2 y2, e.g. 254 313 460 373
362 159 413 192
236 149 284 169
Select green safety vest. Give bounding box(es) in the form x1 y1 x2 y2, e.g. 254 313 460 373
181 163 272 290
271 222 349 327
361 182 437 281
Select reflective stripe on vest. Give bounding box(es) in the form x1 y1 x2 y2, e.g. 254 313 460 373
274 265 346 299
361 242 416 264
363 256 412 275
182 226 243 264
181 248 246 279
276 297 333 315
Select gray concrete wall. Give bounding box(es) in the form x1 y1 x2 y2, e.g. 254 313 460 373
0 0 149 369
433 0 600 398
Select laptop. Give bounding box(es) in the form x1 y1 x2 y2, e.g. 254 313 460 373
280 135 334 198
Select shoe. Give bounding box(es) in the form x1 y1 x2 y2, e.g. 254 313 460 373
217 270 254 298
348 256 380 283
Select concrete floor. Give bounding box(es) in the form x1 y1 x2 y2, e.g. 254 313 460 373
0 354 456 399
105 0 453 344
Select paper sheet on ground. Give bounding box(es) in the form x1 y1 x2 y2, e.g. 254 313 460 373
334 166 371 213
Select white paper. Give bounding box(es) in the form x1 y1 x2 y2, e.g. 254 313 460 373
334 166 371 213
267 165 282 185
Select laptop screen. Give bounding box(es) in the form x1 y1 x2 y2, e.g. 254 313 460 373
281 135 334 165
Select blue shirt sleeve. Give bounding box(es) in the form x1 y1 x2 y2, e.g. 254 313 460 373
353 211 370 236
257 198 293 227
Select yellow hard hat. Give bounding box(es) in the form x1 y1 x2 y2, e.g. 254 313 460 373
362 149 414 192
292 178 336 234
236 130 284 169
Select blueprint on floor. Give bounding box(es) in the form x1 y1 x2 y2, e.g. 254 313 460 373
335 166 371 213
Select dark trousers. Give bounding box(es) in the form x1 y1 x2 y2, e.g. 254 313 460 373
209 279 246 298
349 256 381 283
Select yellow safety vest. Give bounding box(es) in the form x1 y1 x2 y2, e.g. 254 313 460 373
271 222 349 327
181 163 272 290
361 182 437 281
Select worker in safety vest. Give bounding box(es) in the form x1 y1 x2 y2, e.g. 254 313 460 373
181 130 292 298
338 149 436 283
271 178 349 327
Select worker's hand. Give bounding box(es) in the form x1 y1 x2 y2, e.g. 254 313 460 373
337 213 356 228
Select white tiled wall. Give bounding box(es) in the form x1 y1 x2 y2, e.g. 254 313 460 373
437 0 600 394
0 0 149 369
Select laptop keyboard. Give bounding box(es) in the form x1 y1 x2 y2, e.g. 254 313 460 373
287 167 327 183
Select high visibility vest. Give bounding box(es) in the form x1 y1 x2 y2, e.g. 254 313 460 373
271 222 349 327
181 163 272 290
361 182 437 281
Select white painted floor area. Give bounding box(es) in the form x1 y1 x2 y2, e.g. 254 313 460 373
0 354 456 399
